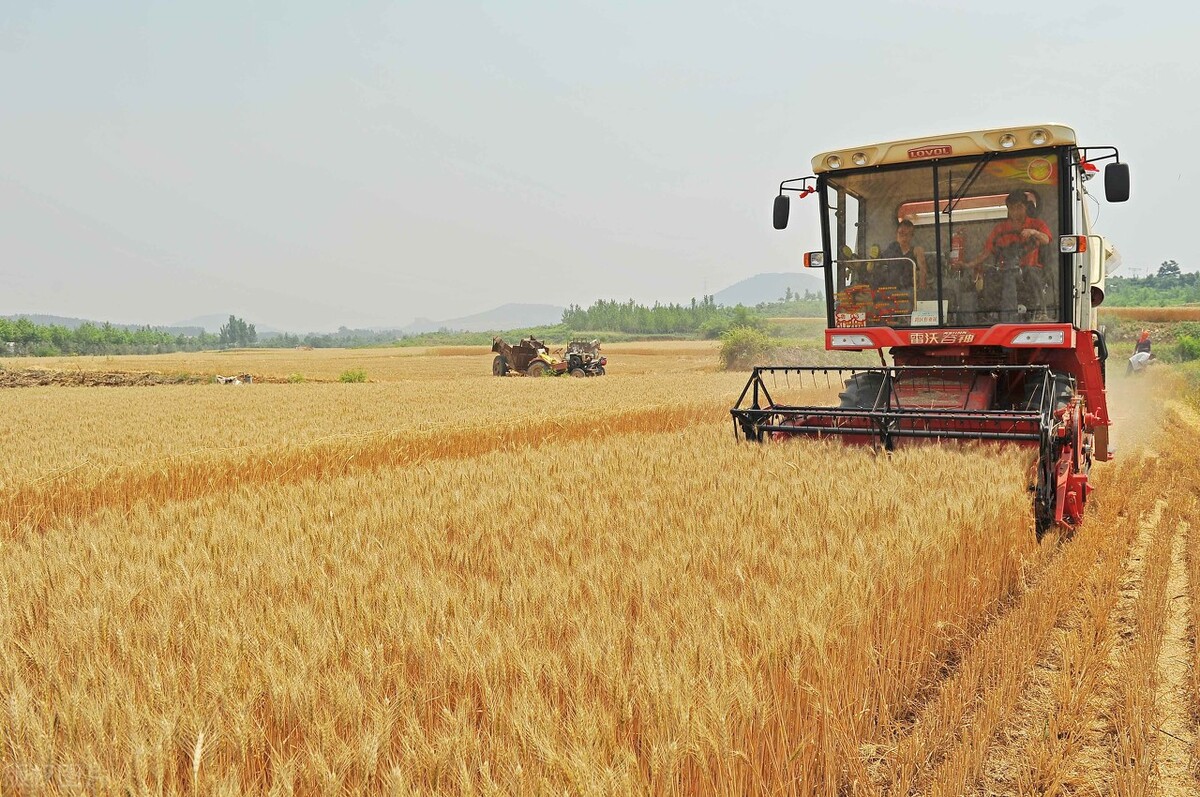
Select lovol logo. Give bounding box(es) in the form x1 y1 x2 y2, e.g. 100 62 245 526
907 145 953 159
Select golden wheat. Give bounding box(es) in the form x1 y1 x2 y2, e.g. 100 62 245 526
12 341 723 382
2 423 1037 794
0 372 763 489
1098 306 1200 322
0 350 1191 795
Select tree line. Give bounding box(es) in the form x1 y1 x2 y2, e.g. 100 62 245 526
3 295 794 356
0 315 257 357
560 296 769 337
0 318 217 356
1105 260 1199 306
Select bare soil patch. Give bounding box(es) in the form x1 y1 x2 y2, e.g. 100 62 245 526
0 368 299 388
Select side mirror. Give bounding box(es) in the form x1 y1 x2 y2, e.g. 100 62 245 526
1104 162 1130 202
773 194 790 229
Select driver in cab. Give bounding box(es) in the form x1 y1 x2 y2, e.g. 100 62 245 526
965 190 1051 272
964 190 1052 318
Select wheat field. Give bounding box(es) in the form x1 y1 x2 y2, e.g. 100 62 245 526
1098 306 1200 322
1 345 1197 795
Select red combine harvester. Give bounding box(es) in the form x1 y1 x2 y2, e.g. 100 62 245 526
731 125 1130 538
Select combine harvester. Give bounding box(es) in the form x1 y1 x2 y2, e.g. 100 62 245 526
732 125 1130 538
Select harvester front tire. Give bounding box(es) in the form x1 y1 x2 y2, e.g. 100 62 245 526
1023 371 1073 412
569 368 586 378
838 372 890 409
492 355 508 377
527 361 549 378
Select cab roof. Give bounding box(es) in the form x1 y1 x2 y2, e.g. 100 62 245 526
811 124 1077 174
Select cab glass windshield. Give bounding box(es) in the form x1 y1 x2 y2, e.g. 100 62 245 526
823 152 1062 328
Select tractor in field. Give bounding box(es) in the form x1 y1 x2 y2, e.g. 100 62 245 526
492 336 607 377
564 339 607 376
731 124 1130 539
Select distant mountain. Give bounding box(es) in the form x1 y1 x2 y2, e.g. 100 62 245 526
400 303 565 335
4 313 205 336
712 272 826 307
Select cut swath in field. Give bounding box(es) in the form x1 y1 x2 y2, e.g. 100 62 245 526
863 440 1174 796
1101 418 1200 796
930 409 1200 796
978 485 1160 794
870 512 1107 795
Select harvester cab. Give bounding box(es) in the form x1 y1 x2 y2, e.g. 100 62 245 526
733 125 1130 539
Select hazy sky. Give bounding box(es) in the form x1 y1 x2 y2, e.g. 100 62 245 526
2 1 1194 332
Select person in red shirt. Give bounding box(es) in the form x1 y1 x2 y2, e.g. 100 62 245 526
968 190 1051 269
966 190 1052 319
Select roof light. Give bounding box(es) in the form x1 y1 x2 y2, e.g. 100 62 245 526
1011 330 1065 346
831 334 872 348
999 133 1017 149
803 251 826 268
851 152 867 166
1030 129 1048 145
825 154 842 169
1059 235 1088 254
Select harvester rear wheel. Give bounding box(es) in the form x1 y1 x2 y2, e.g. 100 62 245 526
492 355 508 377
527 361 550 378
569 368 586 378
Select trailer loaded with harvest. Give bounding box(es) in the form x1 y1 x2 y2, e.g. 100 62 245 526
732 124 1130 538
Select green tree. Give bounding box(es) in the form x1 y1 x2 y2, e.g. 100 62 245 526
218 315 257 348
1158 260 1181 279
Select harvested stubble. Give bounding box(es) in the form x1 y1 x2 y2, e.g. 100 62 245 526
1109 503 1176 796
895 452 1152 797
1191 520 1200 766
997 491 1136 793
1101 427 1200 797
904 401 1200 797
1188 410 1200 771
2 422 1036 795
